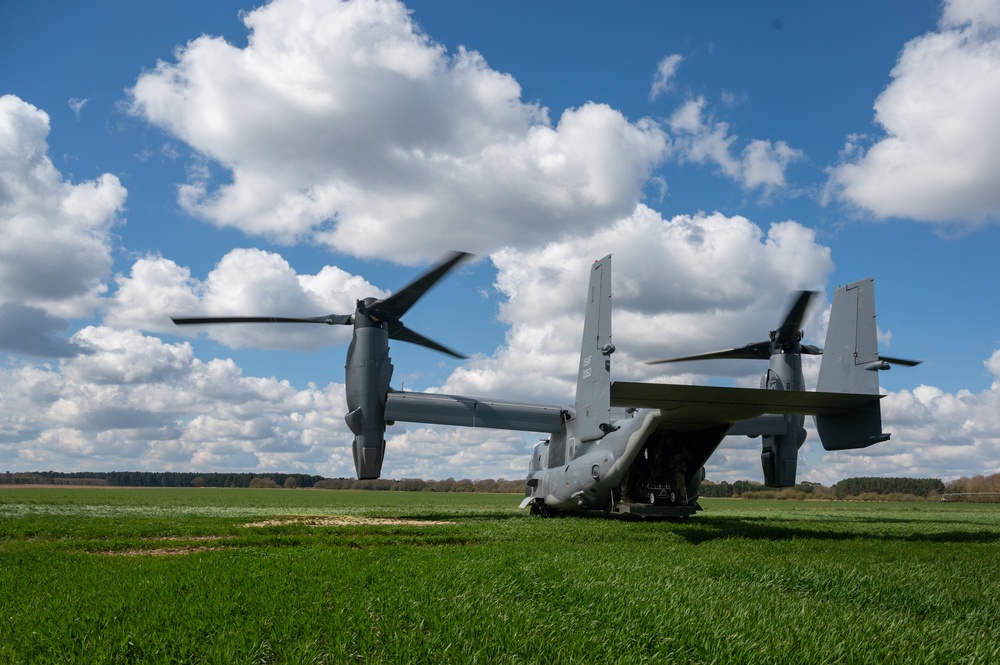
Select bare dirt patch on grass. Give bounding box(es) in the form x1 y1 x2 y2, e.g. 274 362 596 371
96 545 227 557
92 536 237 557
241 515 455 528
88 517 453 556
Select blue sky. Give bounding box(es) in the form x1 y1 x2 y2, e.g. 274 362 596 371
2 0 998 483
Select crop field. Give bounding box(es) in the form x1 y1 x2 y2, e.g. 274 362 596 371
1 488 998 664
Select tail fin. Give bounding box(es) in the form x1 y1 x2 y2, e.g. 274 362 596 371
815 278 890 450
574 255 614 442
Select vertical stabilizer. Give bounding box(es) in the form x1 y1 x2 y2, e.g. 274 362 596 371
574 255 614 442
816 278 889 450
818 278 879 395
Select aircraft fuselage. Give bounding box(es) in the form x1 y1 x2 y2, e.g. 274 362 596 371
525 409 728 516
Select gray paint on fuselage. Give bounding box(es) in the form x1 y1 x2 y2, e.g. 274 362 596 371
534 408 664 510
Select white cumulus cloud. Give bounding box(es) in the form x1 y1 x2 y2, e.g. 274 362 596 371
128 0 668 262
441 206 833 406
827 0 1000 225
0 94 125 356
650 53 684 101
669 96 803 192
105 249 386 350
0 326 356 476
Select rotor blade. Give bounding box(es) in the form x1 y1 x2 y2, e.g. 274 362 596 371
879 355 923 367
172 314 352 326
371 251 472 321
774 290 816 345
645 341 771 365
389 323 467 359
801 344 824 355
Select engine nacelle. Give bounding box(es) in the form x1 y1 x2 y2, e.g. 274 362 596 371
760 416 806 487
344 318 393 479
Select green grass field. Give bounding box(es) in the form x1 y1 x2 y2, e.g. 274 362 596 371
1 488 998 664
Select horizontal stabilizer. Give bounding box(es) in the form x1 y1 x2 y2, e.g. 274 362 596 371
816 402 889 450
385 391 565 433
610 382 880 430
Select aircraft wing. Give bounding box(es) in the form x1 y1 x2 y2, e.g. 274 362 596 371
385 391 566 433
610 382 881 431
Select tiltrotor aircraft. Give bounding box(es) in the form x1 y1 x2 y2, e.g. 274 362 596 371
173 252 916 517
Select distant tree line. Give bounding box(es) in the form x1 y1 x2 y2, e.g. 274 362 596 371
700 480 833 500
833 477 944 500
945 471 1000 494
0 472 111 486
943 472 1000 502
314 477 526 493
0 471 326 488
4 470 967 501
700 477 948 501
0 471 527 493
